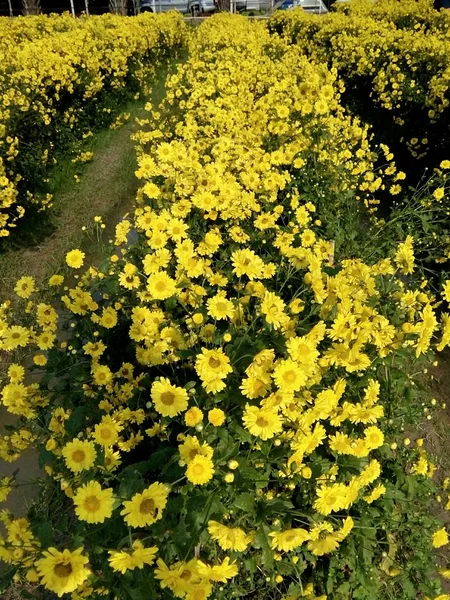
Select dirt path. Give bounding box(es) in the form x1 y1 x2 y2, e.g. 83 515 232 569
0 64 173 521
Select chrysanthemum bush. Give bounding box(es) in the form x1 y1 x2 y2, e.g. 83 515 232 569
1 14 450 600
268 0 450 172
0 12 187 239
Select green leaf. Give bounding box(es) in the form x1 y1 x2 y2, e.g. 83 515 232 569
65 406 88 436
254 525 274 569
234 426 253 444
234 493 255 513
34 521 54 547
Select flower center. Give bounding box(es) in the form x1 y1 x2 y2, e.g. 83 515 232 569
256 417 269 428
209 357 221 369
284 371 296 383
193 464 204 475
84 495 101 512
72 450 86 463
140 498 155 515
156 281 167 292
160 391 175 406
54 563 73 578
180 569 192 581
100 427 112 439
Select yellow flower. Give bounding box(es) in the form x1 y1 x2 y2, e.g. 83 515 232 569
147 271 177 300
121 482 169 528
307 517 353 557
433 187 445 201
14 276 35 299
185 583 213 600
33 354 47 366
108 541 158 574
73 481 114 524
394 236 415 275
314 483 348 516
269 528 310 551
186 455 214 485
231 248 264 279
443 281 450 303
242 404 282 440
207 292 235 320
273 359 306 393
185 407 203 427
151 378 189 417
0 477 13 503
179 436 213 464
364 426 384 450
260 291 286 330
35 547 89 597
432 528 449 548
92 364 113 386
195 347 232 394
93 416 121 447
196 557 238 583
66 249 85 269
208 408 225 426
62 439 96 473
208 521 251 552
363 484 386 504
48 274 64 286
155 558 201 597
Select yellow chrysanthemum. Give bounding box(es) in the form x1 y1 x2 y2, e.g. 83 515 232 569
269 528 310 551
242 404 282 440
179 436 213 464
147 271 177 300
208 521 251 552
66 249 85 269
151 378 189 417
93 416 121 447
186 455 214 485
433 528 449 548
121 482 169 528
195 347 232 394
108 541 158 574
73 481 114 524
62 440 96 473
35 547 89 597
14 276 36 299
272 359 307 393
208 408 226 426
196 557 238 583
185 407 203 427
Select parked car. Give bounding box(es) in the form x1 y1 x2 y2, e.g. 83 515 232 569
140 0 215 12
187 0 216 15
278 0 294 8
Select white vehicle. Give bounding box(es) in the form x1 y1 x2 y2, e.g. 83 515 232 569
292 0 328 12
140 0 215 13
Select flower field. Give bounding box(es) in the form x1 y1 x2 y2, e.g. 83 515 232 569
1 4 450 600
0 12 187 239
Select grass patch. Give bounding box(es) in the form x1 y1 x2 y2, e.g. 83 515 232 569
0 65 171 304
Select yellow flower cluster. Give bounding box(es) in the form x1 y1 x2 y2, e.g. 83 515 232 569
0 12 449 600
0 12 187 238
270 0 450 141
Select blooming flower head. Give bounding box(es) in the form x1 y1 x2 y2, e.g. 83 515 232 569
208 521 251 552
35 547 89 597
186 455 215 485
121 482 169 528
73 481 114 524
62 439 96 473
151 377 189 417
242 404 282 440
66 249 85 269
